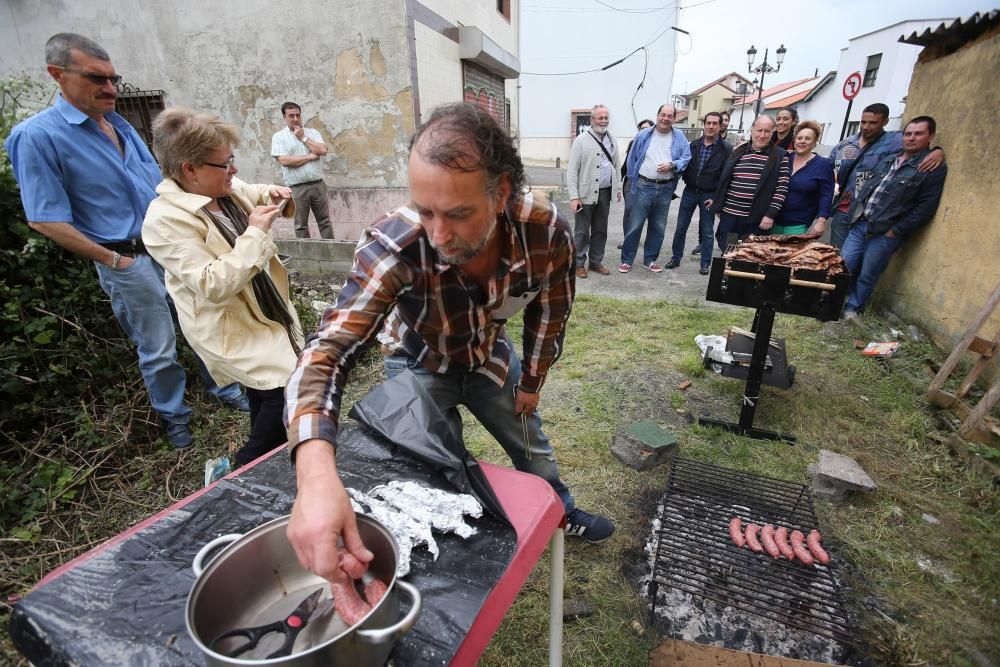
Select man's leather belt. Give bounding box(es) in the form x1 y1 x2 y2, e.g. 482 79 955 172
99 238 146 255
290 179 324 187
638 175 673 184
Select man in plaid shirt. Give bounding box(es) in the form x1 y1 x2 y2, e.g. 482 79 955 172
285 104 615 583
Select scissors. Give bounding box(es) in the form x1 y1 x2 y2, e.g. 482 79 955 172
210 588 324 659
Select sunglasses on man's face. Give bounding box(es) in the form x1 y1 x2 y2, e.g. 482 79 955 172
61 68 122 85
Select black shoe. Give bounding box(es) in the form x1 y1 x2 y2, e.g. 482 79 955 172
616 243 623 250
565 508 615 544
690 247 700 256
664 259 680 269
699 266 710 275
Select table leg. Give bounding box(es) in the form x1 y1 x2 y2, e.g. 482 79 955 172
549 527 564 667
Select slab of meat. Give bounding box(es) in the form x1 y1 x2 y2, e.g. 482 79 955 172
807 529 830 565
790 530 814 566
729 518 745 548
723 236 846 275
774 526 794 560
364 578 389 608
332 579 372 627
760 524 781 558
744 523 763 553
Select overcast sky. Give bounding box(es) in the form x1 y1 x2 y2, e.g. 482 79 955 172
522 0 993 96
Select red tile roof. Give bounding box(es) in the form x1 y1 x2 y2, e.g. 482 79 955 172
732 77 817 105
764 89 812 109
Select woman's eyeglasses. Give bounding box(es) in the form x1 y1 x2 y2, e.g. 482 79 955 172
203 156 237 170
60 68 122 85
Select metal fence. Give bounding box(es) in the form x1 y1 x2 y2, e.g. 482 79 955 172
114 82 164 154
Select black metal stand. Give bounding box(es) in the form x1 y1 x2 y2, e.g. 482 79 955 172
699 301 796 442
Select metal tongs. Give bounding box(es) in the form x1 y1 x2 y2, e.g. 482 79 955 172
210 588 324 659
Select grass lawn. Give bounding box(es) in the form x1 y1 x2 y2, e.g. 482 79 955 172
1 294 997 666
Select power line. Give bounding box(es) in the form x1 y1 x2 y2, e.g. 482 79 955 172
521 24 687 76
592 0 677 13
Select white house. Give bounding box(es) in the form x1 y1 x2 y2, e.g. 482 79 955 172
791 18 954 145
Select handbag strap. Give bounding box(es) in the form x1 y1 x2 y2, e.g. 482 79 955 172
588 131 614 163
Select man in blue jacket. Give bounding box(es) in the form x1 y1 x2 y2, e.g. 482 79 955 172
841 116 947 318
618 104 691 273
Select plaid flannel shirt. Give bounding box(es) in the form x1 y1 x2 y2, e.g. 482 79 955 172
284 192 575 455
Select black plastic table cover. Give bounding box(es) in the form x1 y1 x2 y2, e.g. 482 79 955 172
8 425 517 666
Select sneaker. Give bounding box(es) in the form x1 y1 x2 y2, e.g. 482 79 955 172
643 262 664 273
690 247 701 256
618 263 632 273
843 309 859 321
665 259 680 269
220 392 251 413
565 508 615 544
699 266 711 275
166 422 194 450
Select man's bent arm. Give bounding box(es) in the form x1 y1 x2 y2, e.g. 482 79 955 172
305 136 328 157
30 221 119 267
276 154 318 168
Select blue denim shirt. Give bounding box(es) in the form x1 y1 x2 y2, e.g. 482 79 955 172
848 148 948 239
829 130 902 200
5 95 162 243
624 126 692 197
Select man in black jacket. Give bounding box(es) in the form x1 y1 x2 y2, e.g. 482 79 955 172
667 111 731 273
841 116 947 318
707 115 790 249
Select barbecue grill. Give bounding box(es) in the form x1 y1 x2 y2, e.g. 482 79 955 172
699 250 851 441
649 457 853 647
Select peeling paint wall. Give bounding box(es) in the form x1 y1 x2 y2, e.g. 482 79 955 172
1 0 415 197
876 31 1000 365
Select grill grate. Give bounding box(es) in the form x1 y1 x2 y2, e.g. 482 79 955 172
650 457 854 645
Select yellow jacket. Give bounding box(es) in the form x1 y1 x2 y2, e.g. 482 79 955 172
142 178 304 390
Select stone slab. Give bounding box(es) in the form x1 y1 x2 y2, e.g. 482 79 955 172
611 422 678 471
810 449 877 501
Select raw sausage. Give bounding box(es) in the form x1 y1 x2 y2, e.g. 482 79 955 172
790 530 814 566
744 523 763 553
340 552 368 580
364 578 389 607
774 526 794 560
729 518 745 548
807 530 830 565
761 524 781 558
332 579 372 627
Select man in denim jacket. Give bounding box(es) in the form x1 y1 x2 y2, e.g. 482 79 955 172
841 116 947 318
618 104 691 273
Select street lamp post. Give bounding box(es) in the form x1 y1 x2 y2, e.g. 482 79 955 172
747 44 787 116
735 81 751 134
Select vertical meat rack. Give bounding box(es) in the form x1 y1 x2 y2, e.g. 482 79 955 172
700 252 851 442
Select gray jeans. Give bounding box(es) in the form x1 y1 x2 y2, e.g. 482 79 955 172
574 186 611 267
290 180 334 239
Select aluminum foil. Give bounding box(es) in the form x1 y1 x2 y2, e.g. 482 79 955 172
348 481 482 577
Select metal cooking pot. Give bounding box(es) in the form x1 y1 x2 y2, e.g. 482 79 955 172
186 514 421 666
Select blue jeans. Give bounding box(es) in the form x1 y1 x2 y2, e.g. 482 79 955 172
383 351 575 513
94 254 191 426
671 187 715 268
621 178 677 266
830 208 851 250
715 212 759 250
841 217 903 312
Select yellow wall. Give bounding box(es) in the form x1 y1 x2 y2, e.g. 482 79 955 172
876 31 1000 358
686 85 734 127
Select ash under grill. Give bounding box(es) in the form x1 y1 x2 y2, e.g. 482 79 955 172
649 457 853 646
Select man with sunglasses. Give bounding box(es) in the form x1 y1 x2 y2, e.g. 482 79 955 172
5 33 217 448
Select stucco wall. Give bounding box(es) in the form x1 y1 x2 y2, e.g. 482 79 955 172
876 29 1000 358
1 0 416 234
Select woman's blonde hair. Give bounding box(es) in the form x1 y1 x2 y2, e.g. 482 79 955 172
794 120 823 143
152 107 240 181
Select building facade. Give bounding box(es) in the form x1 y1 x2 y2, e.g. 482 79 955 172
1 0 520 240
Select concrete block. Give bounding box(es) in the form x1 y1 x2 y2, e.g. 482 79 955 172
611 421 678 471
809 449 877 501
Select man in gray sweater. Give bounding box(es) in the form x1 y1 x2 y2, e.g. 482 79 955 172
567 104 621 278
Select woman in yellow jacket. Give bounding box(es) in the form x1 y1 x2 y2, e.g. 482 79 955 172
143 108 303 467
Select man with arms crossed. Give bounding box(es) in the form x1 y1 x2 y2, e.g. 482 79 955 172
285 103 615 585
271 102 334 239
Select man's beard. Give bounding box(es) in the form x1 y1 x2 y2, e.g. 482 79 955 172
592 125 607 136
430 216 498 265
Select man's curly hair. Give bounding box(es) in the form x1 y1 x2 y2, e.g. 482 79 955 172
409 103 526 195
